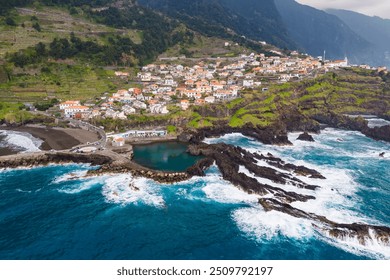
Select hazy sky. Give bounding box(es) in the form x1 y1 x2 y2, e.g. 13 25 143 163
296 0 390 19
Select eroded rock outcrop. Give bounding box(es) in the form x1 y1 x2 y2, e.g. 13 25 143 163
259 198 390 247
312 112 390 143
297 132 315 142
188 143 320 202
180 123 292 146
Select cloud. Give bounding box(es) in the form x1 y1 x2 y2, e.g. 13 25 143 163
296 0 390 19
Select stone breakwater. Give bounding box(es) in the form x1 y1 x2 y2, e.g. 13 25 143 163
87 163 190 184
0 151 191 184
0 152 113 169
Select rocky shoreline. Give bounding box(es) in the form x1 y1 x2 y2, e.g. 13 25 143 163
1 116 389 250
186 142 390 248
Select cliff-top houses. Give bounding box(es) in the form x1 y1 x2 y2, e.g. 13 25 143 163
59 51 355 120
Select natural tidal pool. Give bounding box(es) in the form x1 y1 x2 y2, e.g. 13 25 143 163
132 141 203 172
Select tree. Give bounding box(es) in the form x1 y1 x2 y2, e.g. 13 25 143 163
35 42 47 56
32 22 41 32
5 17 17 26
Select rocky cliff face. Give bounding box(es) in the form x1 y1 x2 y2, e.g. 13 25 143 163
179 123 292 145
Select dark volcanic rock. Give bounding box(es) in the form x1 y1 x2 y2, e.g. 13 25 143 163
188 143 321 202
254 153 326 179
312 112 368 131
186 157 214 176
363 125 390 142
260 197 390 246
312 112 390 143
297 132 315 142
179 124 292 145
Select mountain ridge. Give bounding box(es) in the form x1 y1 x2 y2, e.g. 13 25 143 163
327 8 390 66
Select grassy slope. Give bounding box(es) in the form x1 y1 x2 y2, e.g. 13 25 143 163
0 6 141 56
0 6 250 103
160 28 251 59
0 6 142 102
1 7 389 130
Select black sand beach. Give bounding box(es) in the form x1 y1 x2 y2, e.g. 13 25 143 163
0 125 99 155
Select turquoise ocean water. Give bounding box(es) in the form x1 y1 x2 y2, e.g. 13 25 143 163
0 128 389 259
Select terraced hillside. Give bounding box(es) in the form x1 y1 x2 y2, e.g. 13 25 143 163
0 4 253 104
185 68 390 130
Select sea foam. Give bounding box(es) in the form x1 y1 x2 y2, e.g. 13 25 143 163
102 174 165 208
208 131 390 258
0 130 43 152
232 206 314 241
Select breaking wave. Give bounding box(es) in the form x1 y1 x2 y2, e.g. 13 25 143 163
102 174 165 208
0 130 43 152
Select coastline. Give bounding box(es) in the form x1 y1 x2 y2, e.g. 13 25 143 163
0 126 389 254
0 125 99 154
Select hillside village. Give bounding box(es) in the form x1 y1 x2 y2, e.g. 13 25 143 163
57 51 352 121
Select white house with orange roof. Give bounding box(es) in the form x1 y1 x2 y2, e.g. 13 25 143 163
59 100 80 110
64 105 89 118
181 89 197 99
180 99 190 110
210 80 224 91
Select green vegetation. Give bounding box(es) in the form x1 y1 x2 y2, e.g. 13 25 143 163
8 33 141 67
167 125 177 134
0 2 389 131
0 63 127 102
34 98 58 111
187 69 390 130
0 102 32 124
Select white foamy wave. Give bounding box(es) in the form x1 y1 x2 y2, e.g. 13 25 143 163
0 130 43 152
315 227 390 260
102 174 165 208
239 165 315 197
53 170 89 183
233 207 314 241
288 134 333 152
202 174 259 204
16 188 32 193
203 133 254 144
201 131 389 258
58 177 102 194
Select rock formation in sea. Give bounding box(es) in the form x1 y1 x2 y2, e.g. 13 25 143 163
187 142 390 247
1 121 389 249
296 132 315 142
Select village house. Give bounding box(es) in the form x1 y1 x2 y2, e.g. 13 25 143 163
64 105 89 118
114 71 129 77
205 96 216 104
180 99 190 110
59 100 81 110
112 136 125 147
